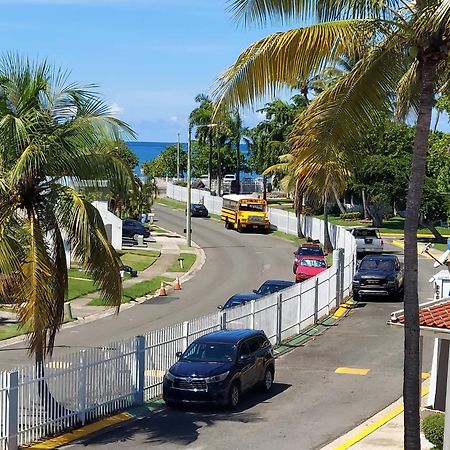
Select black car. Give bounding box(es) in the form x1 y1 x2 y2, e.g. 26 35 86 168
253 279 295 296
163 329 275 408
122 219 150 239
189 204 209 217
219 293 261 310
352 254 404 301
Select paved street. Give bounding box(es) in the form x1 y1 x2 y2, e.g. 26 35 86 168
0 205 294 370
62 226 438 449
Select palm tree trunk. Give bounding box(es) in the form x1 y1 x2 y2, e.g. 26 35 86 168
236 138 241 194
361 189 370 219
403 58 437 450
332 186 346 214
323 195 333 253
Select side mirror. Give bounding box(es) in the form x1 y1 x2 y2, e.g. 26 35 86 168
293 252 297 256
324 252 328 256
217 305 223 310
253 289 258 294
175 351 183 358
239 354 251 364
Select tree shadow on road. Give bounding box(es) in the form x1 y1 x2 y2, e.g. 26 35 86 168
75 383 291 448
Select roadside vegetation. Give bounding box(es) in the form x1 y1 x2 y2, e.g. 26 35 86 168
168 253 196 272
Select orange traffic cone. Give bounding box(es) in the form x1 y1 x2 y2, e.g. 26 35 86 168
174 276 182 290
159 281 167 296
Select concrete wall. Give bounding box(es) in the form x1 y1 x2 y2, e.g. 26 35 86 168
91 201 122 250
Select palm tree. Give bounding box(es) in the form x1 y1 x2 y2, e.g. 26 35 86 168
214 1 450 446
0 56 134 366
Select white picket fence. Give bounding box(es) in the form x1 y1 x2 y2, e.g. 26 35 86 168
0 183 356 450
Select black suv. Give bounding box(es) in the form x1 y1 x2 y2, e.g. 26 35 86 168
163 329 275 408
122 219 150 239
352 254 404 301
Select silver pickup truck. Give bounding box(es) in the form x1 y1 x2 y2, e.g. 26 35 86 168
348 227 384 254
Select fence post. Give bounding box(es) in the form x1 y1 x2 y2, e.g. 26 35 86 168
220 311 227 330
333 249 343 306
182 321 190 351
77 350 87 426
297 282 302 334
6 371 18 450
276 293 282 345
134 336 145 406
314 277 319 323
340 249 345 302
250 300 255 330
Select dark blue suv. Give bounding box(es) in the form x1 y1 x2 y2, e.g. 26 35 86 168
163 329 275 408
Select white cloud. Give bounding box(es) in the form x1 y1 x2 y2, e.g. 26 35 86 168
109 102 124 116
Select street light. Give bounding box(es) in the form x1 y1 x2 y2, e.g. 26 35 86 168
186 123 217 247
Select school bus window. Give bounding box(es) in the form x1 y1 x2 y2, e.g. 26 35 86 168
239 203 265 212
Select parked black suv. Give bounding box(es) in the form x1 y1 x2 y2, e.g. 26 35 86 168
352 254 404 301
163 329 275 408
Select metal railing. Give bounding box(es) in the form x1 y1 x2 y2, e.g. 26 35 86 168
0 183 356 450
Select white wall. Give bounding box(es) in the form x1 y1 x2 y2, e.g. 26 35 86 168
92 201 122 250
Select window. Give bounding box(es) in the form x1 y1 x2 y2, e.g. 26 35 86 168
353 229 380 238
359 259 395 271
300 259 326 268
239 342 251 358
182 342 236 362
296 246 323 256
239 202 265 212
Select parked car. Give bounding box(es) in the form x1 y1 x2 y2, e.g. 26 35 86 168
348 227 383 254
219 293 261 310
122 219 150 238
163 329 275 408
293 243 325 273
188 203 209 217
253 280 295 296
295 256 327 283
223 174 237 183
352 254 404 301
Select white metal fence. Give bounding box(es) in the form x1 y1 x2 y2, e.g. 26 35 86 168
0 183 356 450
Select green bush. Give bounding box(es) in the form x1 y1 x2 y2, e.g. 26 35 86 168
339 212 362 220
422 413 444 449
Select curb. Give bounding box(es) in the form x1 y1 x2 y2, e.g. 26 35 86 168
0 239 207 351
30 298 356 449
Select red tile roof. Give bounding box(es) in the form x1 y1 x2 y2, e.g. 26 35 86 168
393 300 450 329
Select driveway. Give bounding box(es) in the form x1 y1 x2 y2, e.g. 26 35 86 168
64 240 438 450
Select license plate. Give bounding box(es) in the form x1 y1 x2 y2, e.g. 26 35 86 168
368 280 379 284
253 225 258 228
365 238 373 244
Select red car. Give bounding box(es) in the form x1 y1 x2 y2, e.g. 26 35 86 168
293 243 325 274
295 256 327 282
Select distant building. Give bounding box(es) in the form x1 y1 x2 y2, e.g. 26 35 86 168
91 201 122 250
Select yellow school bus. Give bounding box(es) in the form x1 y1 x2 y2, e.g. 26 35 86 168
221 195 270 233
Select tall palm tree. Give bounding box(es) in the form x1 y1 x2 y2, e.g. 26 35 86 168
214 1 450 446
0 56 134 365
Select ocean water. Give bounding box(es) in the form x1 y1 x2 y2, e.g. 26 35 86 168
127 141 251 176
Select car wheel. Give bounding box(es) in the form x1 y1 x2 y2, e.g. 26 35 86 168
237 223 243 233
225 219 229 229
396 288 404 302
165 400 177 408
261 367 274 392
353 290 360 301
228 382 240 409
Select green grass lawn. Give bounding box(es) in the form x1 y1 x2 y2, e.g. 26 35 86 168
270 230 306 246
168 253 197 272
88 276 174 306
157 197 186 210
119 249 160 272
67 277 97 300
0 317 75 341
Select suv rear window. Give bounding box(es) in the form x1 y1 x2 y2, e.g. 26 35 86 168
353 229 380 238
296 246 323 256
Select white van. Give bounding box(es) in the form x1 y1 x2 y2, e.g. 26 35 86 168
223 174 236 182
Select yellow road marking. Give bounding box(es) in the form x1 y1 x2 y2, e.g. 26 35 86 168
335 367 370 376
333 300 354 318
29 412 133 449
333 386 430 450
392 239 437 261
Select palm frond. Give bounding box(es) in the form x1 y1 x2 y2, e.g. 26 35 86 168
227 0 396 25
55 185 122 310
213 20 379 109
396 59 419 121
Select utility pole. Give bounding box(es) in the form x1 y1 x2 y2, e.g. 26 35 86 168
217 136 221 197
176 132 180 180
186 125 192 247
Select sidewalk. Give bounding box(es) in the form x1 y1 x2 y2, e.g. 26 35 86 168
321 381 433 449
0 226 205 335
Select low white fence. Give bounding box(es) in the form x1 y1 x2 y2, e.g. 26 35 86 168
0 183 356 450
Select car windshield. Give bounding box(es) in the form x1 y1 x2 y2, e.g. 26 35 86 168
359 259 395 271
300 259 326 268
181 342 236 362
257 283 282 295
239 203 265 212
353 229 380 238
296 246 323 256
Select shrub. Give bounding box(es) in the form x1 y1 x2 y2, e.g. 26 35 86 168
339 212 362 220
422 413 444 449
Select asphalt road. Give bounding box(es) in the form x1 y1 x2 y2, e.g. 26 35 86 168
0 205 295 370
63 228 438 449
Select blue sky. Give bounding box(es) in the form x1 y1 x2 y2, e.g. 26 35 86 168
2 0 449 141
0 0 295 141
